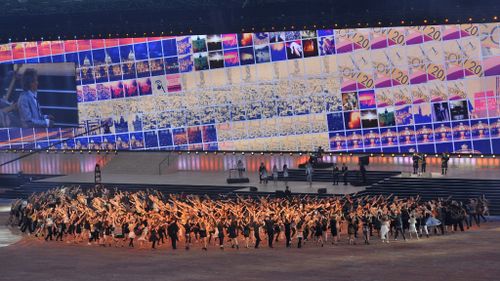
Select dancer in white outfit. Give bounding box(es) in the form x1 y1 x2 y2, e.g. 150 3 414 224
380 216 390 243
408 215 419 239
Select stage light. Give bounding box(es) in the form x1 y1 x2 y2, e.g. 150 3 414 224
349 153 353 156
46 149 49 153
251 152 254 155
260 152 264 155
494 16 498 20
88 150 92 154
329 153 332 156
79 150 83 154
381 154 384 157
401 20 405 24
424 154 427 157
270 152 273 155
178 152 182 155
423 19 428 23
339 153 343 156
29 150 33 153
187 151 191 154
195 151 199 154
402 154 406 157
378 21 382 25
468 18 473 22
458 154 461 158
232 152 236 155
97 150 100 154
289 152 293 156
299 152 303 156
445 18 449 23
241 152 245 155
493 155 496 158
481 155 484 158
469 154 473 158
370 153 374 157
435 154 439 157
204 151 208 154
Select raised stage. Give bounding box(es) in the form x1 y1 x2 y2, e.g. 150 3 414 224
1 151 500 198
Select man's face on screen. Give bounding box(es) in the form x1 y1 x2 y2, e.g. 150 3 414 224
31 76 39 91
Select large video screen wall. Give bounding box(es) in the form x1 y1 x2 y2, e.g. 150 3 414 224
0 23 500 153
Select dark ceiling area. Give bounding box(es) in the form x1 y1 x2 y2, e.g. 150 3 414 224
0 0 498 42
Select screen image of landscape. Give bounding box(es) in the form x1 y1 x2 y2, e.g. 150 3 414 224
0 23 499 153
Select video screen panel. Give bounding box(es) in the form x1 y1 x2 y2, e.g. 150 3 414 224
0 23 499 153
0 63 77 129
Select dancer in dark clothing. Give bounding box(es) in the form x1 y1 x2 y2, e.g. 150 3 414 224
264 217 275 248
167 219 179 250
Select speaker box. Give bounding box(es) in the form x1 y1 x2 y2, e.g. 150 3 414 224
226 178 250 184
249 186 258 192
317 188 327 194
359 155 370 166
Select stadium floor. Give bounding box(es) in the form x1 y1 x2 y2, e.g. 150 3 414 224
0 213 499 281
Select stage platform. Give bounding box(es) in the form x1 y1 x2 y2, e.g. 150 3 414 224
38 171 367 195
2 151 500 198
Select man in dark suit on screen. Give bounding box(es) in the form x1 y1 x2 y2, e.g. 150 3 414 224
17 68 54 128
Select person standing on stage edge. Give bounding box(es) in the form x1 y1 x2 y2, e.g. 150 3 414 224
305 162 313 187
441 153 450 175
332 164 340 185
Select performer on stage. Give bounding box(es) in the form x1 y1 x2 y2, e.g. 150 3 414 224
332 164 340 185
421 154 427 174
258 162 268 184
305 162 313 187
282 164 289 187
237 159 245 178
441 153 450 175
412 153 420 175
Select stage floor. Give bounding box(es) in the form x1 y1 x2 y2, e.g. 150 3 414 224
38 171 366 195
36 158 500 196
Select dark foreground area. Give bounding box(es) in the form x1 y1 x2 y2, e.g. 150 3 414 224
0 220 499 281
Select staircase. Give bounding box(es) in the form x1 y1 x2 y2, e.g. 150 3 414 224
0 181 247 200
360 177 500 215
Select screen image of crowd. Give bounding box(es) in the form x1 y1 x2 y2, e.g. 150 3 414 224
8 186 491 250
0 63 78 129
0 23 500 153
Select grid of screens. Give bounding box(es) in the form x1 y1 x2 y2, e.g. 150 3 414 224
0 23 500 153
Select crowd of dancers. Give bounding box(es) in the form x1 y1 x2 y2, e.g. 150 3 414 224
8 186 490 250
